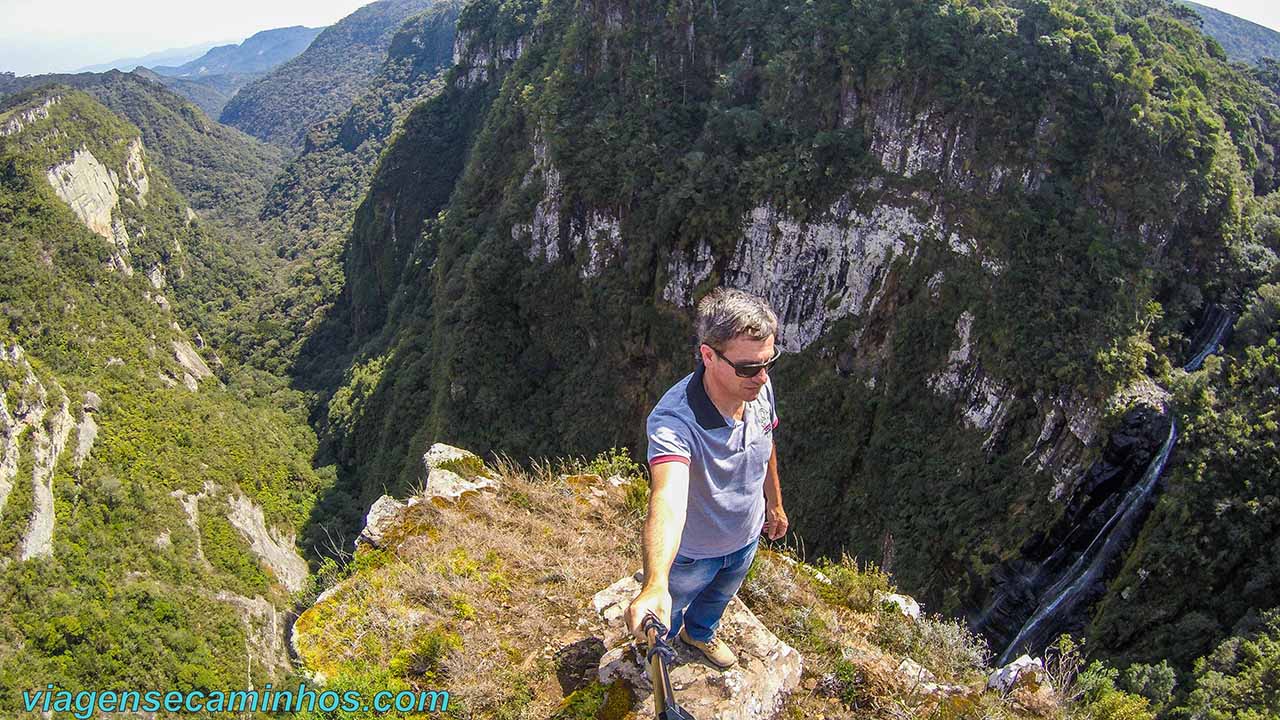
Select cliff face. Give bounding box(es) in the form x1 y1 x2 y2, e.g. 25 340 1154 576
314 0 1279 668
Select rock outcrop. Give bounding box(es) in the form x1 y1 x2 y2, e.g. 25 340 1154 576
420 442 498 500
171 340 214 391
593 571 803 720
44 139 152 277
0 344 75 560
18 394 73 561
225 493 309 593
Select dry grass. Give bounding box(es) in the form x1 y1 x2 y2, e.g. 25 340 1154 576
294 454 644 718
741 547 1056 720
294 453 1065 720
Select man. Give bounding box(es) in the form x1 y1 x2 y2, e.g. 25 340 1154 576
624 287 788 669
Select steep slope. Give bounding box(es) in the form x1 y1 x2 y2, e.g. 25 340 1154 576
0 88 324 711
219 0 435 149
317 0 1280 672
231 1 461 384
0 70 284 229
289 447 1063 720
1178 0 1280 64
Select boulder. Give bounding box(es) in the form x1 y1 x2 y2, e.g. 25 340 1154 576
879 592 922 621
421 442 498 500
592 572 802 720
358 495 407 549
987 654 1045 694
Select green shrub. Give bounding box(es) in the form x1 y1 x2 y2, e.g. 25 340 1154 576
1120 661 1176 712
815 556 893 613
388 625 461 682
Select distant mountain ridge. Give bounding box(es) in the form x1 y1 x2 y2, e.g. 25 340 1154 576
140 26 324 118
219 0 434 149
74 40 232 73
151 26 322 77
1179 0 1280 64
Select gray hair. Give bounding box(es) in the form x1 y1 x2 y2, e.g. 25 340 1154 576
695 288 778 350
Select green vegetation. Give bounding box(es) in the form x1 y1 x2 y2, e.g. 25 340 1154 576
1178 1 1280 65
0 70 285 228
0 88 325 715
219 0 435 148
221 1 459 396
311 0 1280 688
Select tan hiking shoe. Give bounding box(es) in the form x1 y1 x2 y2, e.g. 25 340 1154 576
679 626 737 668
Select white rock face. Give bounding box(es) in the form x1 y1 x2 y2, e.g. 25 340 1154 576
1 95 61 137
928 311 1013 446
452 29 528 87
123 138 149 205
214 590 293 675
44 142 150 277
419 442 499 501
1031 379 1173 501
72 389 100 468
47 149 121 240
878 592 922 621
171 340 213 389
513 136 622 279
0 347 38 517
225 493 309 593
665 196 970 351
0 345 75 558
845 81 1049 193
170 481 216 567
594 571 803 720
19 395 74 560
71 397 98 469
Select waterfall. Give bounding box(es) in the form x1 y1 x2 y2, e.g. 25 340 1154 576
997 420 1177 665
1182 305 1233 372
993 304 1234 663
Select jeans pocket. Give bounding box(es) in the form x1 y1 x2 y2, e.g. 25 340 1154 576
672 554 697 567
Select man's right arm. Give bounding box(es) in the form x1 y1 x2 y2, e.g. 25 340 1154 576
624 459 689 642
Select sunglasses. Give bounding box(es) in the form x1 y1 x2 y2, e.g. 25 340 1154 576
707 345 781 378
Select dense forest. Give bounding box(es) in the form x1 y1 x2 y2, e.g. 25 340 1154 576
1 0 1278 717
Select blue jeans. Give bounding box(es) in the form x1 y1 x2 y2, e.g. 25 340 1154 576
666 537 759 643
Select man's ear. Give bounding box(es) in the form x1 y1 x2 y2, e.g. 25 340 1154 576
697 343 713 366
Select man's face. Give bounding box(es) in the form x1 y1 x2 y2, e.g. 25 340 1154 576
701 334 776 403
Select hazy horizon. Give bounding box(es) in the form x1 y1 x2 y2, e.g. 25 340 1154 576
1 0 1278 77
0 0 370 76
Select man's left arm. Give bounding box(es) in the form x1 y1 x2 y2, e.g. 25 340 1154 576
762 443 788 540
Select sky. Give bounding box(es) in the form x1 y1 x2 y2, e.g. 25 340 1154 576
1 0 1279 76
0 0 371 75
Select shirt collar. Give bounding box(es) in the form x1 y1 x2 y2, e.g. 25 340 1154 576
686 361 729 430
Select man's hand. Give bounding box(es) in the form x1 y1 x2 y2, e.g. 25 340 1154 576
624 584 672 644
763 504 789 540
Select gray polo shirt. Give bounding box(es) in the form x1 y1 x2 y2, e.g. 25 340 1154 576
646 361 779 559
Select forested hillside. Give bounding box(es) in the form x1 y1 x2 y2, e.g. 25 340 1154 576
0 70 284 229
0 88 329 707
2 0 1278 717
304 0 1280 693
1179 0 1280 64
218 0 435 149
229 1 462 386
